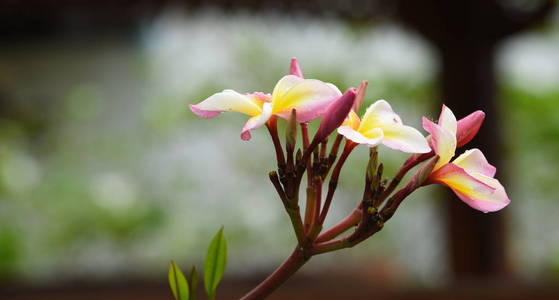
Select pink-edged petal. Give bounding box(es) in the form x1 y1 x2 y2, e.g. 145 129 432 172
456 110 485 147
379 124 431 153
247 92 272 103
359 100 402 132
189 104 221 119
469 173 511 213
289 58 304 78
189 89 263 118
271 75 305 104
429 163 502 213
452 148 496 177
437 104 457 135
338 126 383 147
273 79 342 123
240 102 272 141
422 117 456 170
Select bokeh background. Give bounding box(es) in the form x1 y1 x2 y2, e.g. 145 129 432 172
2 1 559 299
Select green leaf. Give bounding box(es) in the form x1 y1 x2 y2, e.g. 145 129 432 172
168 260 189 300
189 266 198 300
204 227 227 299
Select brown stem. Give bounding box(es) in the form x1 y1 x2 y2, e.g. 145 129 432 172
240 247 309 300
270 172 305 244
301 123 312 182
378 153 432 205
311 221 384 255
286 205 306 245
303 185 316 233
315 208 362 243
266 116 286 168
318 141 356 225
244 160 425 299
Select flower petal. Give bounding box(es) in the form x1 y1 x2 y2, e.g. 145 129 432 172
342 110 361 130
429 163 504 213
240 103 272 141
189 89 263 118
338 126 383 147
437 104 457 135
422 117 456 170
273 78 342 123
452 148 496 177
379 124 431 153
456 110 485 147
358 100 402 133
469 173 511 213
271 75 305 105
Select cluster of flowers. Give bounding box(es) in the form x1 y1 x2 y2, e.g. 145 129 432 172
189 58 509 213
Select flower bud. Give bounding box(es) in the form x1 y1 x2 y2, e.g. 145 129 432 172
456 110 485 147
314 88 357 143
289 58 304 78
409 155 439 189
285 109 297 152
352 80 368 112
366 147 378 181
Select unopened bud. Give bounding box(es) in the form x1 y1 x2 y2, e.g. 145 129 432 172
314 88 357 143
285 109 297 152
456 110 485 147
352 80 368 112
289 58 304 78
410 155 439 189
366 147 378 181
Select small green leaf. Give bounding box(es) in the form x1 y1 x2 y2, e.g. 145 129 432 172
168 260 189 300
204 227 227 299
189 266 198 300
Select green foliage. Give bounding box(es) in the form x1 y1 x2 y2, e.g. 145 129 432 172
189 267 198 300
169 260 190 300
204 227 227 300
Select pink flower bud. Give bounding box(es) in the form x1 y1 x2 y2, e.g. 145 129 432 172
352 81 368 112
315 88 357 142
289 58 304 78
456 110 485 147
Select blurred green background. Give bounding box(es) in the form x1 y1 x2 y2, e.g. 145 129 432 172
1 2 559 297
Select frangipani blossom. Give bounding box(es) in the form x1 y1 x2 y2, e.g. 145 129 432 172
189 60 342 140
423 105 510 213
337 100 431 154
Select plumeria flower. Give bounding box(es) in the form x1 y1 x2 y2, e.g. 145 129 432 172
337 100 431 153
189 59 342 140
422 105 510 213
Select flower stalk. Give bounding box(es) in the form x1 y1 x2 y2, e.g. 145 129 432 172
187 58 509 299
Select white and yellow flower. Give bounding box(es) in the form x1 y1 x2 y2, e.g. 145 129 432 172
337 100 431 153
189 74 341 141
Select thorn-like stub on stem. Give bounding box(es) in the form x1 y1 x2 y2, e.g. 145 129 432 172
367 207 377 215
269 170 278 178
